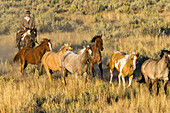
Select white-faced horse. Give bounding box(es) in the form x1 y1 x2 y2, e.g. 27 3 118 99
105 51 138 89
61 46 92 85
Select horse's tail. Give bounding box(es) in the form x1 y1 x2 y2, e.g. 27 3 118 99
13 51 21 63
39 62 44 76
13 49 27 63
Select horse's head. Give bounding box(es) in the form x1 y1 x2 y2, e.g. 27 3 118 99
160 50 170 66
43 38 52 51
85 45 92 60
91 35 104 51
63 43 72 51
163 51 170 64
30 28 37 38
130 52 138 70
80 45 92 61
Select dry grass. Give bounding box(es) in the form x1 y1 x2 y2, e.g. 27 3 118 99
0 33 170 113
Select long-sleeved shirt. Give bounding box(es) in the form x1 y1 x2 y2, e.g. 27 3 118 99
20 16 35 29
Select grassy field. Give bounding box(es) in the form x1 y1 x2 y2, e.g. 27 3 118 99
0 0 170 112
0 33 169 113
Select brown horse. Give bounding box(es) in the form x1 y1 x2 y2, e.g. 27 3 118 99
39 43 72 82
16 28 38 50
13 38 52 75
20 35 35 49
141 50 169 95
89 35 104 78
105 51 138 89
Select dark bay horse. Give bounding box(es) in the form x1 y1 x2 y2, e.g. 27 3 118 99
39 43 72 82
89 35 104 78
105 51 138 89
61 46 92 85
13 38 52 75
141 50 170 95
16 28 38 50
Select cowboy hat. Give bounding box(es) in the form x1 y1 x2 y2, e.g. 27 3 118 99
26 11 31 14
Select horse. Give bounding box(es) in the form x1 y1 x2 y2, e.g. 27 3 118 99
160 50 170 69
141 50 170 95
105 51 138 89
13 38 52 75
89 35 104 78
39 43 72 82
16 28 38 50
61 46 92 85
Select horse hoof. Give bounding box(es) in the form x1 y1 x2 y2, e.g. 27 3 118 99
109 82 113 86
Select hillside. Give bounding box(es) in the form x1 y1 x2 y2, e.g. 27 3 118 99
0 0 170 38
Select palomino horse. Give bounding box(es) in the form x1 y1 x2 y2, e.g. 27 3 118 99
13 38 52 75
39 43 72 82
16 28 38 50
105 51 137 89
61 46 92 85
141 50 170 95
89 35 104 78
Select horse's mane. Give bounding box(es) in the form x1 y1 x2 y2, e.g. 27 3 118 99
79 47 86 55
36 39 48 48
79 45 90 55
124 52 137 61
160 49 170 58
59 45 67 51
91 35 102 43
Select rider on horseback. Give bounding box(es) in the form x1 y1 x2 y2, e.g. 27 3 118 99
16 10 36 47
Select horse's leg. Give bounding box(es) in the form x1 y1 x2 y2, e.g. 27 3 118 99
164 80 168 96
21 58 25 75
89 62 95 77
58 67 62 72
43 63 52 82
62 68 67 85
143 73 150 90
156 79 160 95
109 69 114 84
128 75 133 87
83 72 87 84
98 62 103 79
122 76 126 89
36 60 41 67
118 73 122 88
49 69 53 75
39 63 43 76
149 80 154 94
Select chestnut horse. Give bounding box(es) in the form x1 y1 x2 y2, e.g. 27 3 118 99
13 39 52 75
89 35 104 78
39 43 72 82
105 51 137 89
141 50 170 95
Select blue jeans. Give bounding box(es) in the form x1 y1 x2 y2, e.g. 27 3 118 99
16 39 19 44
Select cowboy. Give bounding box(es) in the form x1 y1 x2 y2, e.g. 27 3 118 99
21 10 35 30
16 10 35 46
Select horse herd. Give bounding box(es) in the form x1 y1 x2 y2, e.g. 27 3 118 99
13 35 170 95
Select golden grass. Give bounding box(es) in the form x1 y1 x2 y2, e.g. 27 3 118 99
0 33 169 112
